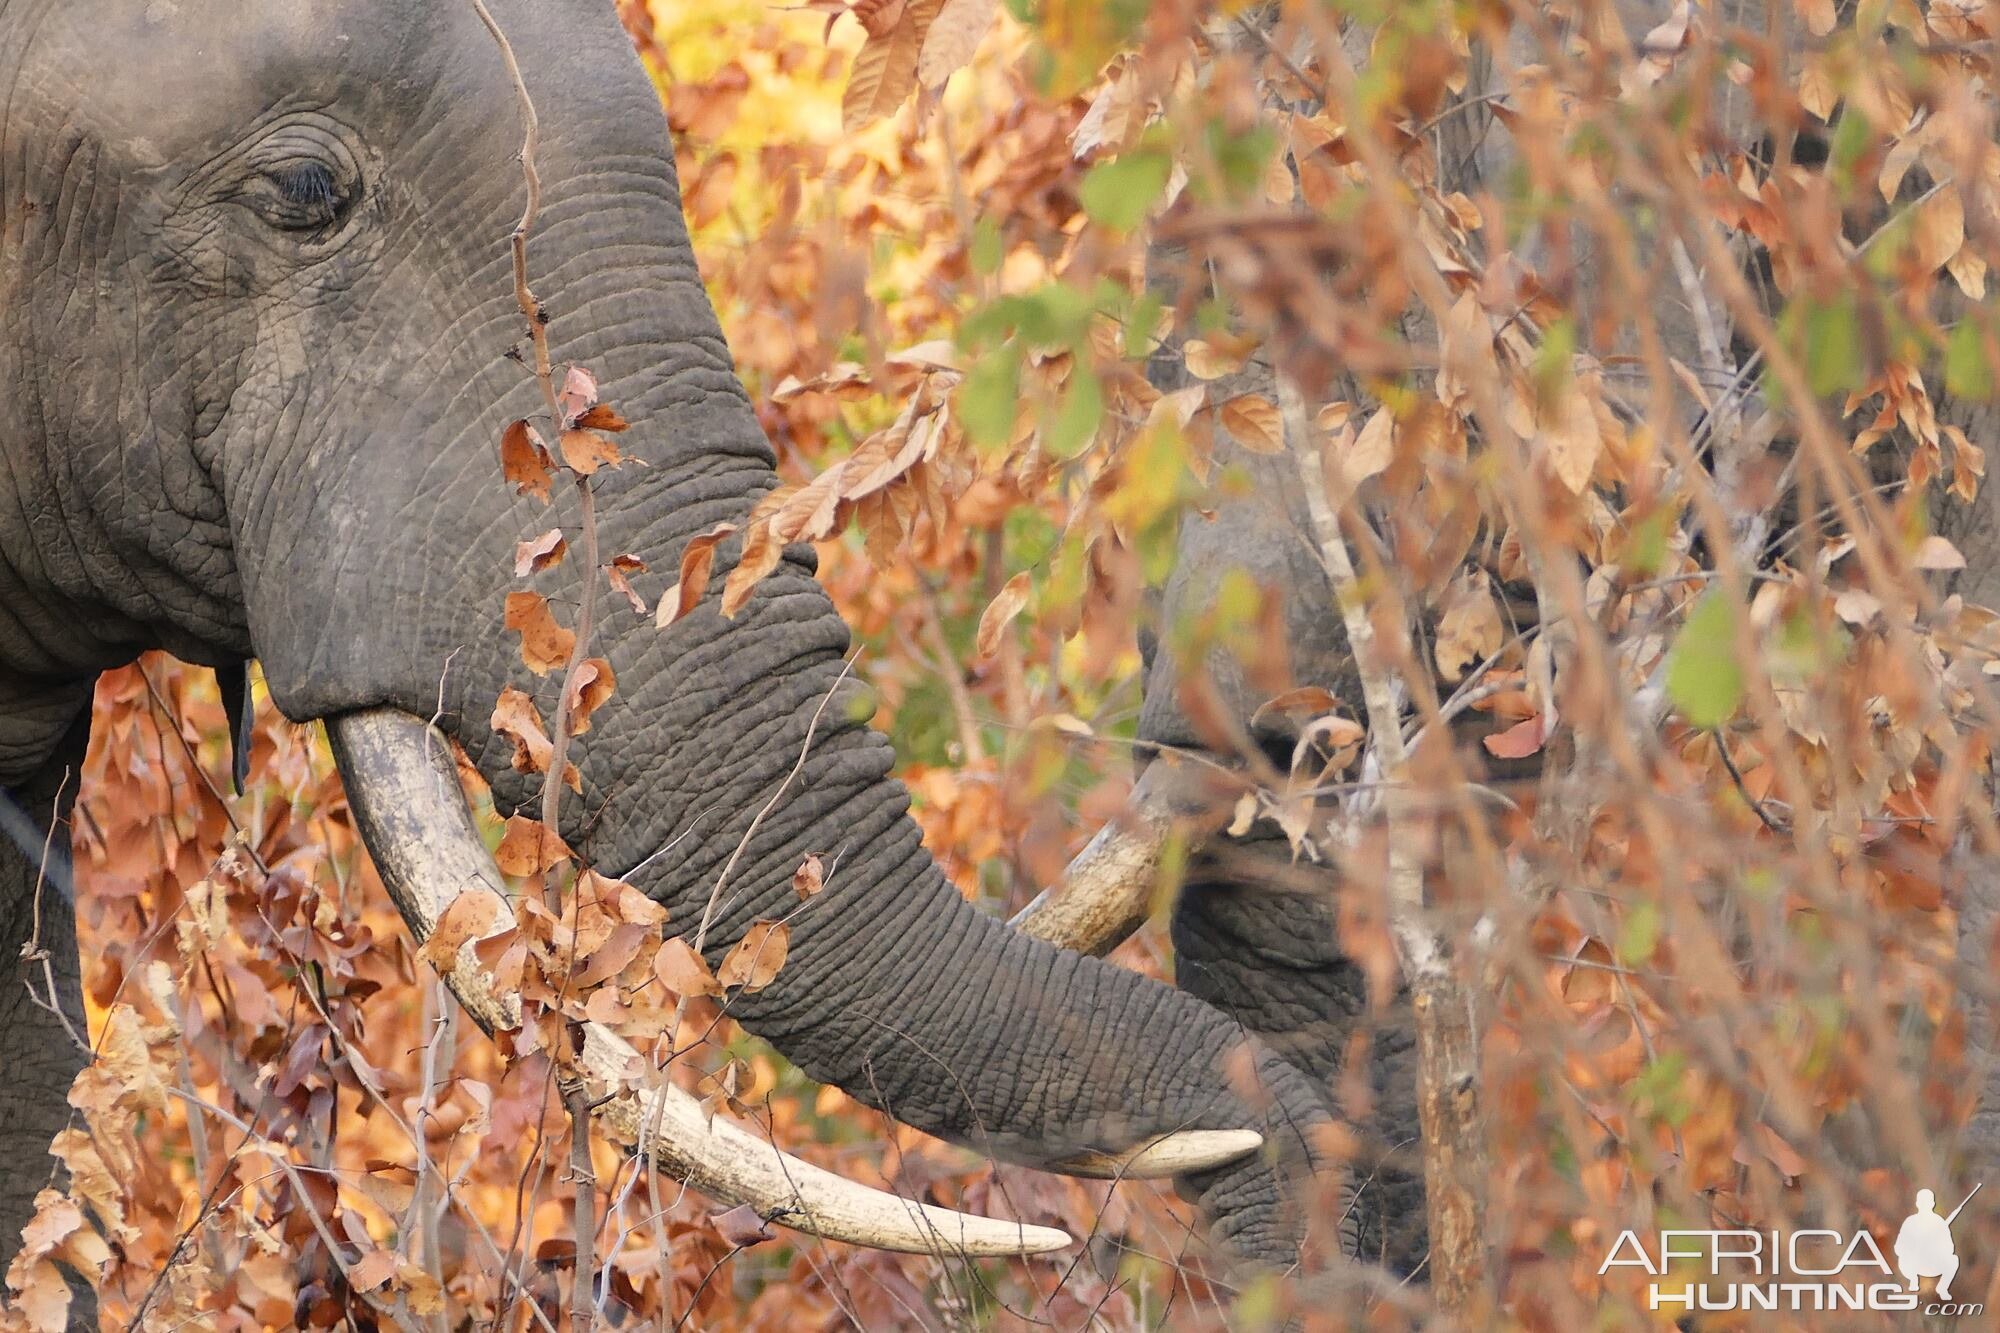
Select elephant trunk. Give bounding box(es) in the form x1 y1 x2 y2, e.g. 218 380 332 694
209 50 1332 1255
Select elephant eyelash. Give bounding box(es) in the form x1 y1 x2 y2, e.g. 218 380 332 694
272 162 340 212
254 161 355 237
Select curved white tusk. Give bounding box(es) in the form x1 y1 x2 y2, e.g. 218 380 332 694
327 707 1072 1258
1011 759 1230 957
1047 1130 1265 1179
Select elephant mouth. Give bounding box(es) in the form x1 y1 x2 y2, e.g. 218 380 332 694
325 706 1261 1256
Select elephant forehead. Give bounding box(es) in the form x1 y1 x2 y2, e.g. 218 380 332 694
15 1 440 168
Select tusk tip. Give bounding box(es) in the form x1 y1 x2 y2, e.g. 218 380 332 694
1050 1129 1265 1179
999 1222 1076 1256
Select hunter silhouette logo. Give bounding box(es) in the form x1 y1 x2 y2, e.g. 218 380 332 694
1599 1181 1987 1316
1896 1184 1980 1300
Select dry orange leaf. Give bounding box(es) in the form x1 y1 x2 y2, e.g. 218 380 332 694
917 0 996 88
1435 569 1505 682
1219 393 1284 453
721 520 784 618
559 428 624 475
976 571 1032 658
718 920 791 992
514 528 567 578
843 0 944 129
504 591 577 675
563 657 617 735
1251 686 1342 727
493 813 573 876
655 936 721 998
1912 188 1966 273
574 402 629 433
770 466 843 544
558 365 599 420
657 523 736 629
1540 390 1601 495
418 891 501 975
606 553 649 615
492 687 552 778
1185 338 1248 381
348 1249 399 1295
851 0 906 38
1338 405 1392 485
500 419 555 503
793 853 826 901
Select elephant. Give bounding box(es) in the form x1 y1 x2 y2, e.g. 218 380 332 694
0 0 1399 1318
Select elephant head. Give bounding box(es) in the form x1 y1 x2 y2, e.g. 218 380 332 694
0 0 1340 1280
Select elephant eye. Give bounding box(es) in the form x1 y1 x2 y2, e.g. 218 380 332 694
247 160 356 236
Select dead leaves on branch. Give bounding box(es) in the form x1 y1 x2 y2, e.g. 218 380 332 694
659 366 958 625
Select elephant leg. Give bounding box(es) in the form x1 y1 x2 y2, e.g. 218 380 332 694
1171 841 1427 1275
0 714 93 1322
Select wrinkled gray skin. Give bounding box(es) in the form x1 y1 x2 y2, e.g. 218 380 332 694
0 0 1344 1313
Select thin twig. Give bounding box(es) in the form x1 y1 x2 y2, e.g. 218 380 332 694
468 4 606 1325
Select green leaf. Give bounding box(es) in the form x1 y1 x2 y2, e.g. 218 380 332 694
1665 591 1745 728
1947 318 1993 401
1801 293 1862 397
1620 506 1674 577
1828 110 1871 184
959 345 1020 450
1617 902 1661 966
1044 369 1102 458
970 216 1004 277
1079 150 1172 232
1533 315 1577 406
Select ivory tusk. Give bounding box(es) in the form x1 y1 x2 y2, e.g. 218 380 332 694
328 707 1073 1258
1011 759 1230 957
1048 1130 1265 1179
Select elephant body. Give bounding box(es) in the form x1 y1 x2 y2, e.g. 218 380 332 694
0 0 1359 1314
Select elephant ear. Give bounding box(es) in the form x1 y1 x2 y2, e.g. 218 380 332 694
218 665 254 796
